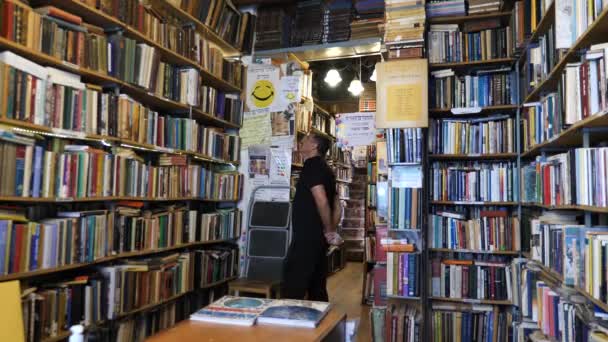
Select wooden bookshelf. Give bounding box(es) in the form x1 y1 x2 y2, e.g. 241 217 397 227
0 39 241 130
0 118 240 165
430 201 518 206
0 196 240 204
521 203 608 213
0 239 237 282
429 248 519 255
311 127 335 140
523 6 608 103
430 297 513 305
428 153 517 160
429 57 517 69
31 0 241 93
575 286 608 312
428 11 511 24
521 112 608 157
429 105 518 116
150 0 241 56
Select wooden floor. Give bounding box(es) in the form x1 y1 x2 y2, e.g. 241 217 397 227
327 262 371 342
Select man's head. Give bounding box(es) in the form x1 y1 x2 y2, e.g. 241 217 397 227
299 132 331 159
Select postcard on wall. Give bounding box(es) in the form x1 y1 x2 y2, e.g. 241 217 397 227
375 59 428 128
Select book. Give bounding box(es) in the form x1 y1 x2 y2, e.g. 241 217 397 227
190 296 273 326
257 299 331 328
386 128 423 163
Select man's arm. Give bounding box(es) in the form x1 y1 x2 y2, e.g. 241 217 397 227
311 185 335 234
332 195 342 229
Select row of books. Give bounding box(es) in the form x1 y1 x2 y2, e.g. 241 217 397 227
428 24 512 64
101 252 194 318
0 138 243 199
387 252 420 297
517 266 589 341
431 305 513 342
0 51 244 133
428 116 515 155
367 161 378 183
0 207 241 276
429 210 521 251
390 188 422 230
430 258 513 300
312 110 336 137
169 0 256 52
337 183 350 199
386 128 423 164
510 0 553 50
522 25 561 94
430 68 516 109
0 2 244 88
367 183 377 207
336 167 353 182
296 101 312 133
521 93 562 151
521 148 608 207
384 304 421 342
430 161 516 202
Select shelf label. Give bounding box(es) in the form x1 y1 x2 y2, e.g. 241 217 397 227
451 107 482 115
391 165 422 188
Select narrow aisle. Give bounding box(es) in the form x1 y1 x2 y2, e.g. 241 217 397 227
327 262 371 342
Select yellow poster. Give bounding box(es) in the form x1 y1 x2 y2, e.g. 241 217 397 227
376 59 428 128
0 281 24 342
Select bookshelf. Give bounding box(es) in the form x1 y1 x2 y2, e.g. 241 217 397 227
512 0 608 339
426 3 522 340
0 0 252 340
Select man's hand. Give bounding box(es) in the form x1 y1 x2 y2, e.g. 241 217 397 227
325 232 344 246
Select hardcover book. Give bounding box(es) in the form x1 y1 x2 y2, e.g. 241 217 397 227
190 296 273 326
257 299 331 328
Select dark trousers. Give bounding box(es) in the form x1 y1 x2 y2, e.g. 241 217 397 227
281 237 329 302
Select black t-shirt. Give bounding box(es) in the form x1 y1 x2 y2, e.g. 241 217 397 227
292 156 336 241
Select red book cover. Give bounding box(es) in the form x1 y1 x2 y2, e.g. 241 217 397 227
90 153 98 196
11 224 24 273
375 226 388 262
543 165 551 205
70 154 78 198
462 265 469 298
2 2 14 39
374 265 387 306
490 267 496 299
29 77 37 122
75 90 82 131
580 62 589 118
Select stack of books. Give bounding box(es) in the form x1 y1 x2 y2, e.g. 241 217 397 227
384 0 426 59
322 0 352 43
351 0 384 39
193 247 239 286
255 7 292 50
426 0 466 18
431 304 513 341
387 252 420 297
292 0 324 46
467 0 502 14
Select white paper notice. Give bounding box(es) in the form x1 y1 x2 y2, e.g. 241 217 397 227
279 75 302 109
240 111 272 149
391 165 423 188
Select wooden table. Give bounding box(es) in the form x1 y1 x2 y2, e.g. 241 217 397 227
146 308 347 342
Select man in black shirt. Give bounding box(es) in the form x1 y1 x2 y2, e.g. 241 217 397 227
282 132 343 301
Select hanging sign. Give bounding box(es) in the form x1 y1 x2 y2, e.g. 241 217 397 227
335 112 376 148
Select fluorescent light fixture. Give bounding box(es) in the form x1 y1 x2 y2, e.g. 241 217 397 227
324 69 342 87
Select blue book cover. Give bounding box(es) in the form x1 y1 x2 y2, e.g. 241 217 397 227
0 221 8 275
486 311 494 342
8 225 17 273
29 224 39 271
32 146 43 197
15 154 24 196
402 253 409 296
408 254 416 296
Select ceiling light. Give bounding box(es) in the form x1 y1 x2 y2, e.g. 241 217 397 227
370 67 377 82
348 79 364 96
324 69 342 87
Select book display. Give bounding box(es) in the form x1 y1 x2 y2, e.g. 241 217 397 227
0 0 250 340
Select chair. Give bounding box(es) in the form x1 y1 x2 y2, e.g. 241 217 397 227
228 186 292 298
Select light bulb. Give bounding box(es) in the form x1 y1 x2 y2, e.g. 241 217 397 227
370 68 377 82
348 79 364 96
324 69 342 87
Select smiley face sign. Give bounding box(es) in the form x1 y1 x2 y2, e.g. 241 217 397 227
250 79 275 108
